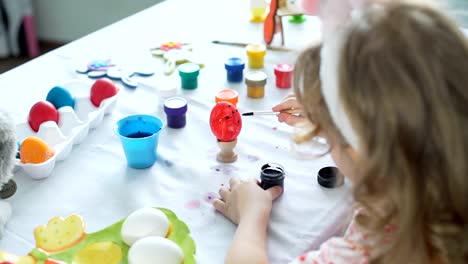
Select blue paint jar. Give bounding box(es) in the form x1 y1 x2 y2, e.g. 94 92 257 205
225 58 245 83
164 97 188 129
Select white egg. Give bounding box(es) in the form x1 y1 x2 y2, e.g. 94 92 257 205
128 236 184 264
121 208 170 246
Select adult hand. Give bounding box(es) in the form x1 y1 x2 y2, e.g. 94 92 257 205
213 178 283 225
272 94 306 126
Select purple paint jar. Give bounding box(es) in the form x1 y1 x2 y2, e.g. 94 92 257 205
164 97 188 129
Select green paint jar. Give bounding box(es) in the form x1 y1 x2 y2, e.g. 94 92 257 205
178 63 200 89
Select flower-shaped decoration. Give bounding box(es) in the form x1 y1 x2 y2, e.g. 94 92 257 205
160 41 183 51
151 41 204 75
210 102 242 142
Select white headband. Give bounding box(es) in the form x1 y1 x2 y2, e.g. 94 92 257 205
320 11 362 152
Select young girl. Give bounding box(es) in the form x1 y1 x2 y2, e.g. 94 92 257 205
213 1 468 263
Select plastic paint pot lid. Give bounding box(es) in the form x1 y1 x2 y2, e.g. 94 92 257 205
225 58 245 71
245 71 267 86
317 166 344 188
164 97 188 115
215 89 239 105
274 63 294 74
246 44 266 57
178 63 200 78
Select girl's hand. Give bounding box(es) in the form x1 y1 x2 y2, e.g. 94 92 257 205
272 94 306 126
213 178 283 225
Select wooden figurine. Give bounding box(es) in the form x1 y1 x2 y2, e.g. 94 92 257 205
210 102 242 163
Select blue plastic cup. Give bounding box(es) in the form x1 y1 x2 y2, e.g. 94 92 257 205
114 115 163 169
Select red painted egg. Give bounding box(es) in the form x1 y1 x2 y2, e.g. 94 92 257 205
210 101 242 142
28 101 59 132
90 78 118 107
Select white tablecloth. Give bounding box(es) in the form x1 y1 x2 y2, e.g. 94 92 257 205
0 0 352 263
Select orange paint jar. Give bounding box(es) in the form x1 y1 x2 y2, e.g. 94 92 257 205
215 89 239 106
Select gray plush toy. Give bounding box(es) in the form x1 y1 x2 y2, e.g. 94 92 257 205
0 112 16 238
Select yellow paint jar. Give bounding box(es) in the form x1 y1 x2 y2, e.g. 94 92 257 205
246 44 266 69
245 71 267 98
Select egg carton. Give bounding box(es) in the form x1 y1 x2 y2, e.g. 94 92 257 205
14 79 120 180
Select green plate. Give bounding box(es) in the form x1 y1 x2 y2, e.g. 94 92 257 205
30 207 196 264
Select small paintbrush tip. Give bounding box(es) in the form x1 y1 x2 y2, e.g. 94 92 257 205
242 112 254 116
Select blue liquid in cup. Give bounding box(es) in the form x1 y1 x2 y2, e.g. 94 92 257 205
115 115 163 169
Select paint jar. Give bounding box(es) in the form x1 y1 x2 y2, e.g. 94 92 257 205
274 63 294 89
225 58 245 83
245 71 267 98
157 82 178 109
164 97 188 129
246 44 266 69
317 166 344 188
178 63 200 89
260 163 285 190
215 89 239 106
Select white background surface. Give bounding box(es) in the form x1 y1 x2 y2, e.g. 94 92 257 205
0 0 353 263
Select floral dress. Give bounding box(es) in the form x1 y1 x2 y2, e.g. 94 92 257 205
290 213 396 264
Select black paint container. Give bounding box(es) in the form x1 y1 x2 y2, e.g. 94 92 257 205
317 166 344 188
260 163 285 190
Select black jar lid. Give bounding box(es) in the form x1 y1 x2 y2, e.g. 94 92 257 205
317 166 344 188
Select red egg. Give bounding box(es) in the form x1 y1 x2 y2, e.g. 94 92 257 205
210 101 242 142
28 101 59 132
90 78 118 107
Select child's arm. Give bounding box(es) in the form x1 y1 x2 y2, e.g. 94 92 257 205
213 178 283 264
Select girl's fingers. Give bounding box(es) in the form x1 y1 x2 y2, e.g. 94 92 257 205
267 186 284 200
219 186 230 201
278 113 305 126
272 96 302 111
213 198 226 214
229 177 241 188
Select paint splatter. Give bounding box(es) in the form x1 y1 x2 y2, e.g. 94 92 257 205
272 126 278 131
210 164 239 175
163 159 174 167
185 200 201 209
204 192 218 204
247 154 260 162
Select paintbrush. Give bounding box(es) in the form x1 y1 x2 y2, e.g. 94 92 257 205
212 40 293 52
242 109 302 116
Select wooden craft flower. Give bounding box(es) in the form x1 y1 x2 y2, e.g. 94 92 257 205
210 102 242 142
150 41 204 75
160 41 183 51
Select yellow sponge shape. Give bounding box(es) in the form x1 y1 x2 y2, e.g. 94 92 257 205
0 250 36 264
34 214 86 252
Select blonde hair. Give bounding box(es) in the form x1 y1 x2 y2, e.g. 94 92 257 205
295 2 468 263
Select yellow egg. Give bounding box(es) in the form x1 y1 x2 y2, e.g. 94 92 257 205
20 136 54 164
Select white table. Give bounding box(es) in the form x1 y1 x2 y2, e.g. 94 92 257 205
0 0 352 263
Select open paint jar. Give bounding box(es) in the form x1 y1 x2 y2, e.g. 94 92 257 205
274 63 294 89
245 71 267 98
260 163 285 190
225 58 245 83
215 89 239 106
164 97 188 129
246 44 266 69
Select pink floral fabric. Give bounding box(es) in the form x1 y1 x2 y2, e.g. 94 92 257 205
290 212 396 264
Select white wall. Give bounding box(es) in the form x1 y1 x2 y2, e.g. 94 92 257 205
33 0 163 43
